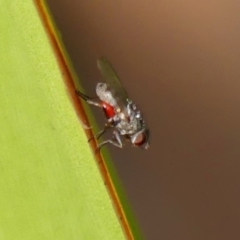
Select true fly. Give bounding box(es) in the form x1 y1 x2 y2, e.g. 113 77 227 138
76 57 149 152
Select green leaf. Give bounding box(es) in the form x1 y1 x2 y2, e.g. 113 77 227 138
0 2 125 239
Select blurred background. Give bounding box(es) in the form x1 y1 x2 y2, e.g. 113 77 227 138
46 1 240 239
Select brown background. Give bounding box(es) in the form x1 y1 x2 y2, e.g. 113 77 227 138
46 1 240 239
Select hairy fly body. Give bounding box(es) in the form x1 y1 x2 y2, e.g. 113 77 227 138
76 57 149 152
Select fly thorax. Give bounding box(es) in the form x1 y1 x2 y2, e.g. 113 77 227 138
115 111 139 135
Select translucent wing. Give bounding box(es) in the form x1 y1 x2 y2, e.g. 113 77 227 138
97 57 128 108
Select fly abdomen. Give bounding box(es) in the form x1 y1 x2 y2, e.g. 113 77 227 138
102 102 116 119
96 83 118 107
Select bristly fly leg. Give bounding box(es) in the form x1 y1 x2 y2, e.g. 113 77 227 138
76 89 101 129
76 90 102 108
76 89 114 144
88 121 113 143
95 130 123 154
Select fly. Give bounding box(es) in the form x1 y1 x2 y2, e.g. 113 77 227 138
76 57 149 152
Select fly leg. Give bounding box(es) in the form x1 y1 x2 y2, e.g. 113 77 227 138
95 130 123 154
88 121 113 143
76 90 102 129
76 90 102 108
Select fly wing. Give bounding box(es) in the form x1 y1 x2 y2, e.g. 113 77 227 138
97 57 128 109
